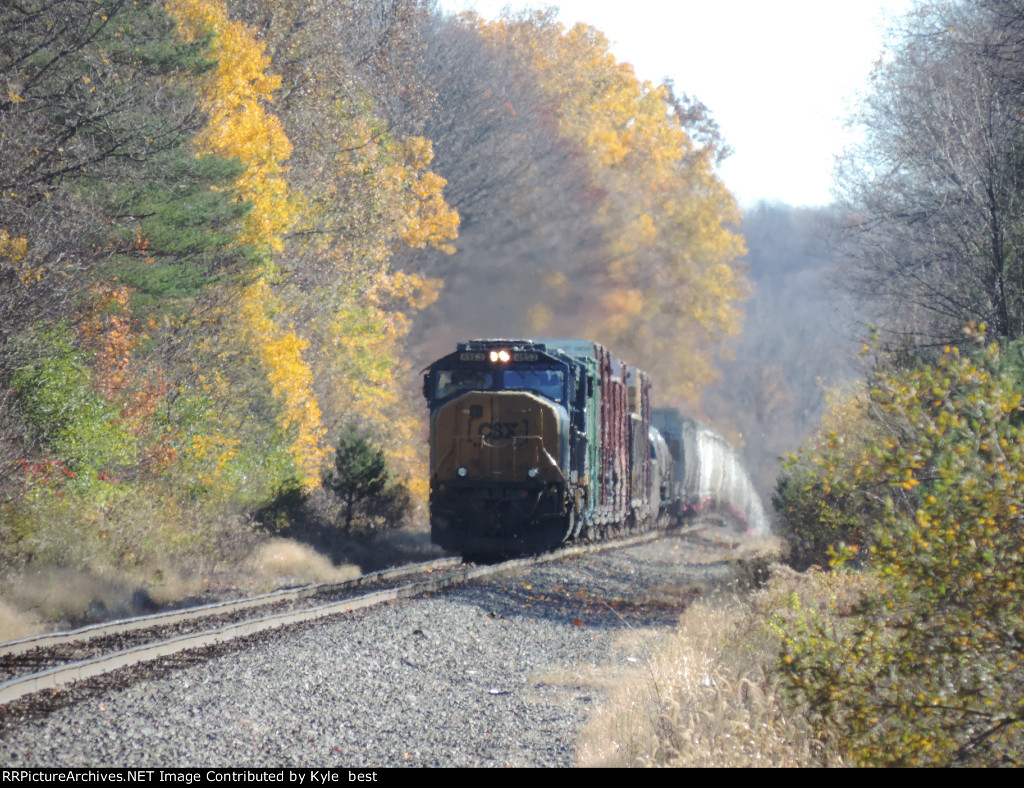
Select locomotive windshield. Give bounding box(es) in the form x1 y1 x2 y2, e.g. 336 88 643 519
434 369 494 400
501 368 565 402
430 365 566 403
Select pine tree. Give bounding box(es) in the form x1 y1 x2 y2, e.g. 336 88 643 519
324 428 390 533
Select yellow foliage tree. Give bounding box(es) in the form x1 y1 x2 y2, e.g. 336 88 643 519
167 0 325 491
166 0 298 256
166 0 457 505
238 280 328 491
261 79 455 502
0 229 35 284
479 12 747 402
306 270 440 501
395 137 460 254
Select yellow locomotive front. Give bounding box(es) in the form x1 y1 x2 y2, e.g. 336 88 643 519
424 341 577 558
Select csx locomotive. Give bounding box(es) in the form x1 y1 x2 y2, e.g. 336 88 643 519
422 338 661 557
422 338 767 558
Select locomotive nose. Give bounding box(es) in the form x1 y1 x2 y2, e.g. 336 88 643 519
430 391 565 484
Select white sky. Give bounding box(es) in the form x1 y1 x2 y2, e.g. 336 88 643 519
437 0 913 207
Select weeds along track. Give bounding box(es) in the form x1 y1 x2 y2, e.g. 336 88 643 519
0 533 661 708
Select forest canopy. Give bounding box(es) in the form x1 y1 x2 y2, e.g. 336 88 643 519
0 0 747 572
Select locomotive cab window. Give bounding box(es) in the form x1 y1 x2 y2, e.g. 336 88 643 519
434 369 493 400
501 368 565 402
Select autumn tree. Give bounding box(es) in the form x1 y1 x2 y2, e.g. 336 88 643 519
0 0 253 507
516 17 746 401
216 0 454 287
775 332 1024 764
218 0 456 498
410 11 747 403
228 0 435 133
392 9 603 356
838 0 1024 351
0 0 462 571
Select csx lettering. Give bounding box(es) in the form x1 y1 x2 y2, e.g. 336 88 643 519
478 422 518 439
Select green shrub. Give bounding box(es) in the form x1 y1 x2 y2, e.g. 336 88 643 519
775 334 1024 765
773 384 882 570
12 322 134 498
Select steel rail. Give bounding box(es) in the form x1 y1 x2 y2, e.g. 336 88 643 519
0 532 661 707
0 557 462 659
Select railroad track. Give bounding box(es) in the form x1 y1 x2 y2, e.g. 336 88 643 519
0 532 662 707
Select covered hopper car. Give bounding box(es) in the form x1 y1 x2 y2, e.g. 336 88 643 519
652 407 768 533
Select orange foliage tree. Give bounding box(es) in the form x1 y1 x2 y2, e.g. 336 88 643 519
478 12 746 402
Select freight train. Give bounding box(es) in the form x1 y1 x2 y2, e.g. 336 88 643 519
422 338 766 559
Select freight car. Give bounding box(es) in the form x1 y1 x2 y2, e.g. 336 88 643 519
422 338 766 559
653 407 768 535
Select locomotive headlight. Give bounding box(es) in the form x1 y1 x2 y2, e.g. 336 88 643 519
489 349 511 363
457 466 469 477
527 467 540 479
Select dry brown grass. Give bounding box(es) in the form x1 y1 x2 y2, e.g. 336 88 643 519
0 537 362 641
0 598 45 641
242 538 361 591
578 584 844 768
0 566 153 632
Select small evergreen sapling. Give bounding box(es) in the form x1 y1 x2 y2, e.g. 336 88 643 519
324 427 389 534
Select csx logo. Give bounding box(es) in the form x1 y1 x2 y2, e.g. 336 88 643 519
478 422 520 439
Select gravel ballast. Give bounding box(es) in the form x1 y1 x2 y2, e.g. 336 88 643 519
0 532 744 767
